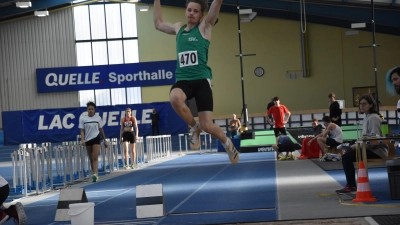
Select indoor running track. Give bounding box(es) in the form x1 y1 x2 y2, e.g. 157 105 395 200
24 152 278 225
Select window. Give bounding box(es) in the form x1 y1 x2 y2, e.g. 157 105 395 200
74 3 141 106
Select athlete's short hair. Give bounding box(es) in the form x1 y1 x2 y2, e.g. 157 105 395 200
86 101 96 109
186 0 208 12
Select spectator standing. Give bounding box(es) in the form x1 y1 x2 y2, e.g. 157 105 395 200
151 108 160 135
328 93 342 127
266 96 291 137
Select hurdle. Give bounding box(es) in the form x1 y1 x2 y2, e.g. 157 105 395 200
42 143 53 192
178 132 214 154
11 143 54 196
10 144 32 196
178 134 189 155
29 143 53 195
99 140 109 174
11 136 147 196
146 135 171 162
136 137 145 168
109 138 120 171
199 132 213 154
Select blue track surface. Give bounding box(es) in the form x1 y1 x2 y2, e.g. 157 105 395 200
3 151 400 225
21 152 279 225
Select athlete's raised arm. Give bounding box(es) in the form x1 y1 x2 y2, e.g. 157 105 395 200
200 0 222 39
204 0 222 26
153 0 182 35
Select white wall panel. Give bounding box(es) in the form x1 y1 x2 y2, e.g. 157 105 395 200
0 8 78 128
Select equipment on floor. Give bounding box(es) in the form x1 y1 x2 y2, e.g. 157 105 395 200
136 184 165 218
55 188 88 221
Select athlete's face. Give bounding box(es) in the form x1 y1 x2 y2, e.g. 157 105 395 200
391 73 400 95
359 99 372 113
312 120 317 128
87 106 95 117
186 3 203 24
126 110 131 116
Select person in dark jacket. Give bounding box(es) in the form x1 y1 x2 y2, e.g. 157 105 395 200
328 93 342 127
151 108 160 135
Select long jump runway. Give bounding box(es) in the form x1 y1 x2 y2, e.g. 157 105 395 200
24 152 278 225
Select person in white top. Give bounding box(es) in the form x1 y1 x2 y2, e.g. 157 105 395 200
0 175 27 224
316 115 343 152
79 101 108 182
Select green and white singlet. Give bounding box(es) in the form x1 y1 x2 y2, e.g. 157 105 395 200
175 24 212 81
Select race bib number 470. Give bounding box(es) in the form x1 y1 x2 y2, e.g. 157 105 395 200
179 51 198 68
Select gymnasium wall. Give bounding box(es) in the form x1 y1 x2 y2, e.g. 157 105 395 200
0 3 399 133
0 9 79 129
136 5 400 117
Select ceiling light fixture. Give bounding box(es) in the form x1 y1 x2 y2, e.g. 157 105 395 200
34 10 49 17
16 1 32 8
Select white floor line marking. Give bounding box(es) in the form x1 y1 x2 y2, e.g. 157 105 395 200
166 164 230 214
154 163 231 225
365 217 379 225
86 189 129 193
95 155 215 207
141 154 214 185
95 189 133 207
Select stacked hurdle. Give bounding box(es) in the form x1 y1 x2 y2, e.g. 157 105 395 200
10 143 53 197
10 134 173 197
10 144 32 196
145 135 172 162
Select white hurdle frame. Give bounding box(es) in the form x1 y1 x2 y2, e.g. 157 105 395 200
178 134 189 155
179 132 213 154
146 135 171 162
199 132 213 154
136 137 145 168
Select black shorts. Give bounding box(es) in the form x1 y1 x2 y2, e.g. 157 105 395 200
170 79 213 112
273 128 287 137
326 138 341 148
122 131 136 143
85 134 100 146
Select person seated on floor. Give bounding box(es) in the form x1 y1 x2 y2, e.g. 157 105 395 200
272 134 295 161
0 175 27 225
335 94 388 194
316 116 343 155
298 118 325 159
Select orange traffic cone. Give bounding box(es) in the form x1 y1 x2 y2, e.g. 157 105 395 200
352 161 377 202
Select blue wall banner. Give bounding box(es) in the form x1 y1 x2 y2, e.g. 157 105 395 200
36 60 177 93
2 102 186 145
